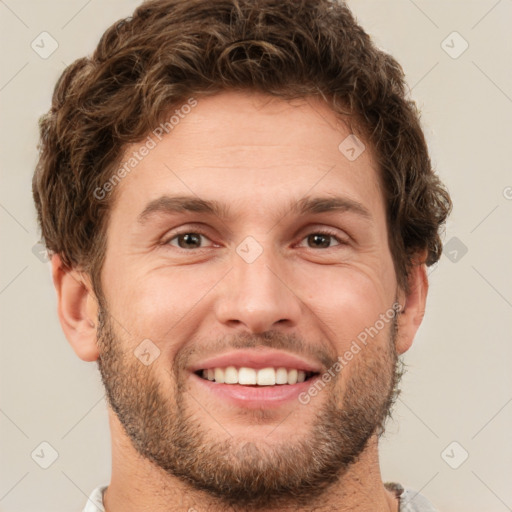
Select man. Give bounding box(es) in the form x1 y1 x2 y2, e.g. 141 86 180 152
33 0 452 510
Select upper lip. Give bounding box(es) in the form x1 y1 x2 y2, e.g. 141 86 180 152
189 349 322 373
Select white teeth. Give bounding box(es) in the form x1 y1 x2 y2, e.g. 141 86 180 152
257 367 276 386
276 367 288 384
200 366 314 385
214 367 225 383
224 366 238 384
287 369 298 385
238 367 257 385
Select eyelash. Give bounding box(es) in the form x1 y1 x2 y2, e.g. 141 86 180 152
162 228 348 251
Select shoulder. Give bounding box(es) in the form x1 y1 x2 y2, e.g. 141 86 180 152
399 486 440 512
385 481 440 512
82 484 107 512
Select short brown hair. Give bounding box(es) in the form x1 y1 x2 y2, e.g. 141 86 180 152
33 0 451 295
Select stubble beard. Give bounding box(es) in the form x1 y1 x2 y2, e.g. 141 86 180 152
96 305 404 510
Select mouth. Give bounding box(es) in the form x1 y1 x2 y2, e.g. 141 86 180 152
188 349 323 408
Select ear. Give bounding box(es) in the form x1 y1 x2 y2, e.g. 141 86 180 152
51 253 99 362
395 252 429 355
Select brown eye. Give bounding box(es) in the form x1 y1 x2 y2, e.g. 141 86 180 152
167 232 212 249
298 231 344 249
308 234 334 248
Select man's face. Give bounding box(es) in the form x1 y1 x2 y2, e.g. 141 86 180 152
96 91 404 507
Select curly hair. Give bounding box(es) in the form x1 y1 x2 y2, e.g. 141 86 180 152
33 0 452 295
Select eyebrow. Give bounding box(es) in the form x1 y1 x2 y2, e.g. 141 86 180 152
137 194 372 224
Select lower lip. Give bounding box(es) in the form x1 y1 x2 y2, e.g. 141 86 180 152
190 373 320 409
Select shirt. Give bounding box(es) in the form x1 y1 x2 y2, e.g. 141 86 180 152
83 482 440 511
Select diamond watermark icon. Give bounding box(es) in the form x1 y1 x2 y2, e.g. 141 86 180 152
134 338 160 366
32 242 49 263
236 236 263 264
338 134 366 161
31 31 59 59
444 236 468 263
441 441 469 469
31 441 59 469
441 31 469 59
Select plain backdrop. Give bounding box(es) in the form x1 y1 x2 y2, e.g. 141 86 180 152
1 1 511 511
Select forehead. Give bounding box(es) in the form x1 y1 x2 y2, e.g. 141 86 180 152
109 91 384 223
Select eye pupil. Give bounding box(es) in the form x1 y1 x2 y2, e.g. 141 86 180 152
308 234 331 248
178 233 202 249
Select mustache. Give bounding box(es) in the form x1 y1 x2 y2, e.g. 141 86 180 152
173 330 338 374
96 302 342 376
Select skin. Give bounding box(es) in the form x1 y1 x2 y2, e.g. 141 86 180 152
52 91 428 512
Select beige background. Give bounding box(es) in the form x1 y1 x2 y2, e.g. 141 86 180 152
1 1 511 511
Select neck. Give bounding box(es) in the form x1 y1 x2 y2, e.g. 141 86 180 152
103 410 399 512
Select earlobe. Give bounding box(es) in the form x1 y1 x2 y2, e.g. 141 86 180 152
395 254 429 355
51 254 100 362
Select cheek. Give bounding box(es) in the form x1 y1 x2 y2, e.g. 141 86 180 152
107 265 220 344
298 262 394 349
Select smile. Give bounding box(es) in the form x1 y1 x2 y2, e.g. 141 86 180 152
196 366 318 386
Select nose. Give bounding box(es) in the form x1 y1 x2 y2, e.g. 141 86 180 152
214 242 303 333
